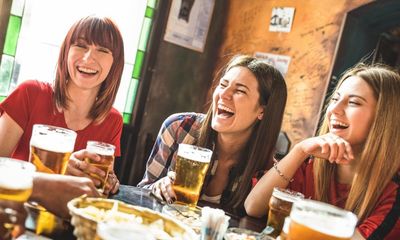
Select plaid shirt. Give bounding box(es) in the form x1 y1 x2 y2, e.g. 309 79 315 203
137 112 244 203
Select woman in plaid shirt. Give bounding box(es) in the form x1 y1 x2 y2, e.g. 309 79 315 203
138 55 287 214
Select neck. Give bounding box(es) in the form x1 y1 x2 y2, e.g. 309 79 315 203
216 132 250 162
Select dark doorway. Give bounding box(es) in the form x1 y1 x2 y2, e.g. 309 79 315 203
317 0 400 131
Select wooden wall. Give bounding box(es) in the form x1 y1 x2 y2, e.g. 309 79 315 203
216 0 372 146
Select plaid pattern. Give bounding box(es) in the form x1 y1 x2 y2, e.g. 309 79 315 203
137 112 205 188
137 112 252 205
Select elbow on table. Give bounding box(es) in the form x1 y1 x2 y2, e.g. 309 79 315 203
244 198 265 218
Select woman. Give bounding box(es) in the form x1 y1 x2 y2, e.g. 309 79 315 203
245 64 400 239
138 55 287 214
0 15 124 194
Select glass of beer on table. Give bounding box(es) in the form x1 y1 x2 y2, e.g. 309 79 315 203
172 144 213 206
27 124 76 236
0 158 36 239
266 187 304 238
85 141 115 195
287 199 358 240
29 124 77 174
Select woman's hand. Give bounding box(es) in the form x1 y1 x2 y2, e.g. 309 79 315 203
66 149 108 187
102 170 120 195
298 133 354 164
151 171 177 204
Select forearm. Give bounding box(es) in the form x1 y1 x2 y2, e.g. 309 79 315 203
244 144 308 217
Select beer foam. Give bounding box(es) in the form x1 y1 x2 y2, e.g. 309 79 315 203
0 168 33 190
272 189 304 202
177 144 212 163
291 201 357 238
30 133 75 153
87 144 115 156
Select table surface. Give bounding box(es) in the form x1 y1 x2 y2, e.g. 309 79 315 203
112 185 267 232
25 184 267 239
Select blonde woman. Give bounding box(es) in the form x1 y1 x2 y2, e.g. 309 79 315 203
245 64 400 239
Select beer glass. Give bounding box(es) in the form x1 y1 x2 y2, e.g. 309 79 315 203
0 158 35 239
29 124 77 174
266 187 304 237
172 144 212 206
287 199 358 240
0 158 35 202
85 141 115 194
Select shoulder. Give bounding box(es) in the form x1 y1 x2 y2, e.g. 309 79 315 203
17 80 52 91
102 107 123 126
163 112 205 128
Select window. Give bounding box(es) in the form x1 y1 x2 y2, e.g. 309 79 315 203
0 0 157 123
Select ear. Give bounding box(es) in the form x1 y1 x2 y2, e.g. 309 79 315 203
257 109 264 120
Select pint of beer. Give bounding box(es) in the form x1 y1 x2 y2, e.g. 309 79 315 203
84 141 115 194
287 199 358 240
0 158 35 202
266 187 304 237
172 144 212 206
29 124 77 174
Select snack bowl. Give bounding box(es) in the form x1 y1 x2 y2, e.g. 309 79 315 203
67 196 197 240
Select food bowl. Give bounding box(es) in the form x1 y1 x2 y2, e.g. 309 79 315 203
67 196 197 240
162 203 202 234
224 227 276 240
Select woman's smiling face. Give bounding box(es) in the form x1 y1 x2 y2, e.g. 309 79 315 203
327 76 377 147
211 66 264 136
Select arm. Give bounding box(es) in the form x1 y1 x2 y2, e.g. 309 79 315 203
30 172 100 219
245 133 354 217
0 113 23 157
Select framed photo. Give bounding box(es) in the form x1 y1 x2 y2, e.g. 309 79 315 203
269 7 295 33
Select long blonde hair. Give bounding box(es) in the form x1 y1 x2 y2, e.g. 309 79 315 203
314 63 400 222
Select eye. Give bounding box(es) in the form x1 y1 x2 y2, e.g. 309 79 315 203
331 97 338 102
98 47 111 54
349 100 361 106
219 82 227 88
237 89 246 94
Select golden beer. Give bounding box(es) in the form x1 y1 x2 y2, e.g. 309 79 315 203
85 141 115 193
29 124 76 174
266 187 304 237
287 199 358 240
0 158 35 202
172 144 212 206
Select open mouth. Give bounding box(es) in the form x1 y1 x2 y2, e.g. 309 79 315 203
77 66 98 75
330 120 349 130
217 105 235 118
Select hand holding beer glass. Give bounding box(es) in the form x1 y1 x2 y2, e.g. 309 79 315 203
84 141 116 196
0 157 36 239
172 144 213 206
266 187 304 238
287 199 358 240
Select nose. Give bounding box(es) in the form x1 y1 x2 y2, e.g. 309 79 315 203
82 47 95 62
329 99 344 115
220 86 233 100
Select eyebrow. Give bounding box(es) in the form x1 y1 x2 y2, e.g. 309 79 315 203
334 92 368 102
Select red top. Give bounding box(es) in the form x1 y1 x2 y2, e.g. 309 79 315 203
0 80 123 161
288 159 400 240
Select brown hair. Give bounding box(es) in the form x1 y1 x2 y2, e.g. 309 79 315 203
314 63 400 222
196 55 287 211
54 15 125 122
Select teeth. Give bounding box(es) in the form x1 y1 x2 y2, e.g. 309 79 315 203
78 66 97 74
331 120 348 127
218 105 234 114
